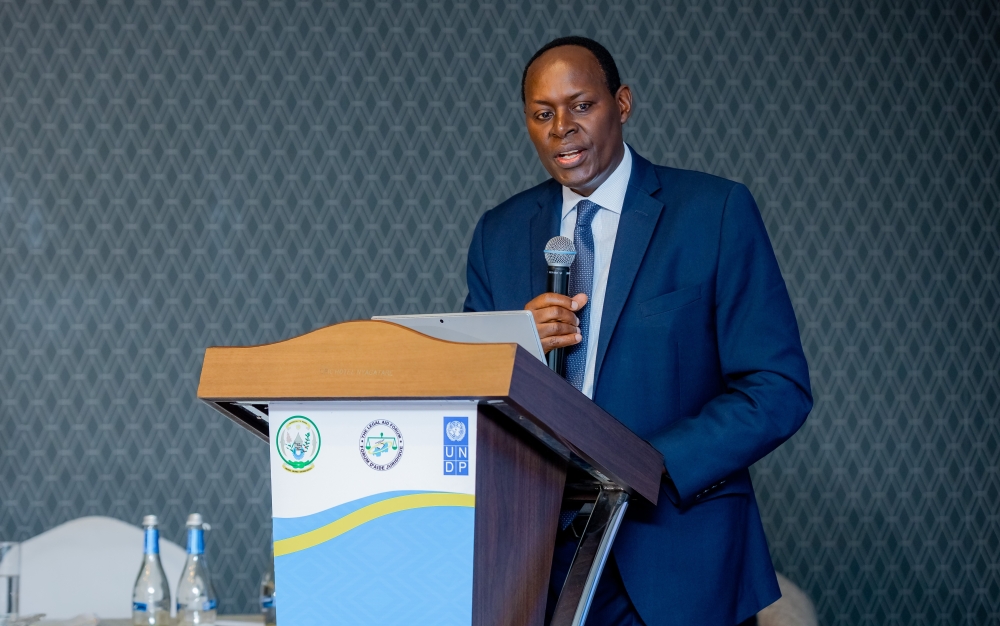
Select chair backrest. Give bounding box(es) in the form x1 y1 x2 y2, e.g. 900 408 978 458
19 516 186 619
757 573 819 626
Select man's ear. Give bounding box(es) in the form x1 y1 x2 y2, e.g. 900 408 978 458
616 84 633 124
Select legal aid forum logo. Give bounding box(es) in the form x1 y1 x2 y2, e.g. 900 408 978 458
276 416 321 473
360 419 404 471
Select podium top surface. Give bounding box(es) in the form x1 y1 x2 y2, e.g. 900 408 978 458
198 320 663 503
198 320 520 399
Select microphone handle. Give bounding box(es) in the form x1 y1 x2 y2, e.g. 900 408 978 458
546 265 571 376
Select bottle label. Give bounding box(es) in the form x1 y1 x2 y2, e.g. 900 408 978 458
133 601 148 612
178 600 218 611
144 528 160 555
260 596 274 608
186 527 204 555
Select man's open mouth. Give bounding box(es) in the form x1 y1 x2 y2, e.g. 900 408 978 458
554 149 586 166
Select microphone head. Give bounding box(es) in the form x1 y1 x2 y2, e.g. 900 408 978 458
544 236 577 268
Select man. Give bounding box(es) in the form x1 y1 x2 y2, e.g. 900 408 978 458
463 37 812 625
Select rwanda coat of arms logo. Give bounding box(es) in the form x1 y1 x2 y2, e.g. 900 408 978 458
276 416 321 473
359 419 404 471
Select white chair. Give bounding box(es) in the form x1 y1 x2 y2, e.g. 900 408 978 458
19 516 186 619
758 572 819 626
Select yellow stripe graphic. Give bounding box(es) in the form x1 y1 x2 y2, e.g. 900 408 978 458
274 492 475 557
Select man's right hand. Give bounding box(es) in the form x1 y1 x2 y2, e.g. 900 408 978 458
524 292 589 354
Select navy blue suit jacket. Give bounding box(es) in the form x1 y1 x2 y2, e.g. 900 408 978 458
463 151 813 625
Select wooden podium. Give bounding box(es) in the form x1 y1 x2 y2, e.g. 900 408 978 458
198 320 663 626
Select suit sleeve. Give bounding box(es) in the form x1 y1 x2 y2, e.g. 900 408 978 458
463 213 496 313
647 184 813 508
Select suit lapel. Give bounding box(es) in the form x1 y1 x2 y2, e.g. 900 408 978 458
594 153 664 384
528 181 563 301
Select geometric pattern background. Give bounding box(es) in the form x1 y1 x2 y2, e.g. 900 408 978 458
0 0 997 621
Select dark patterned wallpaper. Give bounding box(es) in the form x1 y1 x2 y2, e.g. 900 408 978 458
1 0 997 622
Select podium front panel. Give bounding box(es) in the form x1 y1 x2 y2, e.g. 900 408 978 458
269 400 478 625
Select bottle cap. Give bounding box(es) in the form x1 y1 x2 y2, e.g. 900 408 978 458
186 513 204 527
142 514 159 527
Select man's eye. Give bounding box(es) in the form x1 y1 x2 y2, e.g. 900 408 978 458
537 111 553 120
575 103 591 112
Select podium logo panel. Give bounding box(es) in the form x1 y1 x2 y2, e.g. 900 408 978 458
276 416 322 473
360 419 404 471
443 417 469 476
269 401 477 624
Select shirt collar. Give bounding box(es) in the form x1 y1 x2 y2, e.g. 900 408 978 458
561 143 633 218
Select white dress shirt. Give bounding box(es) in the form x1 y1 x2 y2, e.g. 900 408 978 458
560 143 632 398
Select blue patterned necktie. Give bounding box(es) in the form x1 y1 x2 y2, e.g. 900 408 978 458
564 199 602 391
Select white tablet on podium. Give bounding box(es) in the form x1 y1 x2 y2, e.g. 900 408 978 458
372 310 545 362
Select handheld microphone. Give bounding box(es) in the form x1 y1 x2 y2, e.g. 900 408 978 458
544 236 577 376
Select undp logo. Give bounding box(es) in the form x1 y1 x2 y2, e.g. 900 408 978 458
445 419 466 443
443 416 469 475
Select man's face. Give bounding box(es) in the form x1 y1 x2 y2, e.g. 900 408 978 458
523 46 632 197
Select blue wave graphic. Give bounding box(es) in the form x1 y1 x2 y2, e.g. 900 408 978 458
272 490 425 542
275 505 474 625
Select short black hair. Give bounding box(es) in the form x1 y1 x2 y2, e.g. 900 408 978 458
521 36 621 103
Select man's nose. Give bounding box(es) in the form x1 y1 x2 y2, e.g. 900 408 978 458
551 109 575 138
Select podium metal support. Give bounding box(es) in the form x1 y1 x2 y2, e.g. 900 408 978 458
550 488 630 626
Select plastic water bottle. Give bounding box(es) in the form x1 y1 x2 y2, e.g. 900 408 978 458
131 515 170 626
176 514 218 625
259 545 275 626
0 542 21 624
